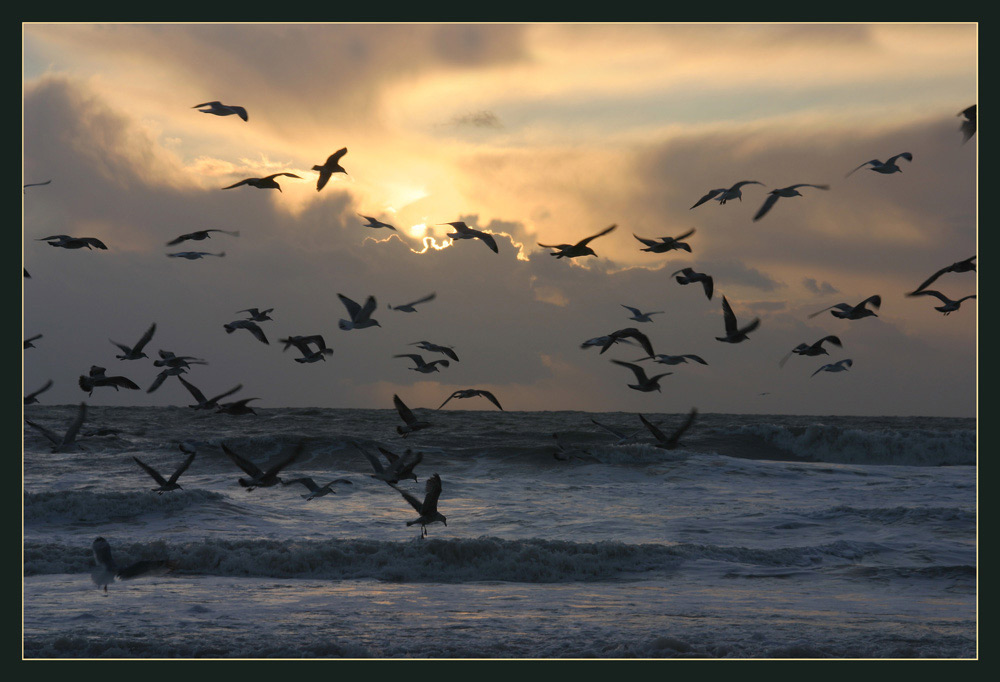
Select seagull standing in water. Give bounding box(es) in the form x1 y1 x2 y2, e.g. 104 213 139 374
538 224 616 259
909 290 976 315
222 173 302 192
908 256 976 294
438 389 504 410
440 221 499 254
24 379 54 405
192 101 248 121
110 323 156 360
394 394 431 437
845 152 913 178
638 408 698 450
132 444 197 494
753 184 830 222
409 341 459 362
610 360 672 393
716 296 761 343
25 402 87 452
224 319 270 344
338 294 381 330
395 353 450 374
312 148 349 191
282 476 353 500
779 335 843 367
389 474 447 538
222 441 304 490
91 537 176 594
959 105 976 144
808 295 881 320
166 229 240 246
621 305 664 323
633 229 695 254
811 359 854 377
388 293 436 312
672 268 714 300
358 214 397 230
690 181 764 208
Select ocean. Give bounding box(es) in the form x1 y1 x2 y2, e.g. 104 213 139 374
22 405 977 658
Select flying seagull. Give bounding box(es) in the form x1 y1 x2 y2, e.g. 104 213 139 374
437 389 504 411
192 101 248 121
224 319 269 344
811 358 854 377
716 296 760 343
958 104 976 144
388 292 436 312
909 290 976 315
907 256 976 295
633 229 695 254
394 394 431 437
808 295 881 320
599 328 655 359
166 229 239 246
358 214 397 230
672 267 715 300
222 441 304 489
409 341 459 362
581 335 637 350
610 359 672 393
389 473 447 538
357 443 422 484
24 402 87 452
222 173 302 192
110 322 156 360
287 335 334 363
845 152 913 178
91 537 176 594
642 353 708 366
338 294 381 330
538 224 616 259
440 221 499 254
395 353 450 374
216 398 260 416
167 251 225 260
638 408 698 450
132 444 197 494
39 235 107 250
753 184 830 222
147 366 187 393
690 181 764 208
79 366 140 395
312 148 349 191
153 350 208 369
282 476 353 500
24 334 43 349
621 305 664 323
178 377 242 410
779 335 843 368
24 379 54 405
235 308 273 322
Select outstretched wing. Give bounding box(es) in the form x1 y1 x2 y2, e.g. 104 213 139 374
390 483 425 513
846 160 876 177
752 194 780 222
477 390 504 411
133 456 169 486
437 391 460 410
133 322 157 352
167 449 197 484
690 188 724 209
638 414 667 442
393 394 416 424
611 360 648 383
422 474 443 514
262 441 306 479
576 224 617 247
221 443 264 478
404 293 437 308
721 297 738 334
177 376 208 404
221 178 253 190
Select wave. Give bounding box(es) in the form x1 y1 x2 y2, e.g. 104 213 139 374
803 505 976 527
24 490 229 525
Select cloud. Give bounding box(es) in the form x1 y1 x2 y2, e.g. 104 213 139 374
802 278 839 295
451 110 503 129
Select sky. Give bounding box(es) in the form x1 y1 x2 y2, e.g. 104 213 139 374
22 23 977 416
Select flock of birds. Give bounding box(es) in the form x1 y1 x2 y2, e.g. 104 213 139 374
23 100 977 591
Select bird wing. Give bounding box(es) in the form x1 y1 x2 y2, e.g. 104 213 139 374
437 392 459 409
221 443 264 478
682 354 708 365
338 294 361 319
177 376 207 404
358 296 379 322
777 350 795 369
391 483 425 513
209 384 243 404
404 293 437 308
107 376 141 390
738 318 761 336
26 379 54 401
752 194 780 221
395 354 425 366
326 148 348 166
393 394 416 424
132 323 157 353
820 335 843 348
25 419 61 445
887 152 913 165
422 474 443 514
478 390 504 411
859 294 882 310
221 179 252 189
673 228 696 241
617 328 655 358
228 105 248 122
907 266 950 295
807 303 849 319
245 322 270 345
611 360 648 383
669 408 699 443
638 414 668 442
632 233 659 246
268 173 303 180
109 339 132 354
475 231 500 253
721 297 738 334
846 161 876 177
133 456 169 486
701 275 714 300
192 101 222 109
165 234 191 246
791 184 830 191
167 450 197 484
911 290 949 304
690 189 724 209
591 418 626 439
576 224 617 247
283 477 320 492
377 446 401 466
92 537 117 572
811 364 832 377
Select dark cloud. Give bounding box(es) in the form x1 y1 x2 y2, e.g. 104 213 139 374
451 110 503 129
803 278 839 295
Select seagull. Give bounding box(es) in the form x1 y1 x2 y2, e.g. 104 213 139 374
610 360 672 393
808 295 881 320
25 402 87 452
110 322 156 360
599 328 655 359
690 181 764 208
222 441 304 489
907 256 976 295
216 398 260 416
716 296 761 343
779 335 843 368
40 235 108 250
167 251 225 260
439 221 499 254
394 394 431 437
437 389 503 410
291 335 334 363
389 473 446 538
638 408 698 450
621 305 664 323
224 319 269 344
222 173 302 192
24 379 53 405
132 444 197 494
279 334 325 353
845 152 913 178
147 366 187 393
633 229 695 254
538 224 616 259
282 476 353 500
78 366 140 395
312 148 348 191
811 359 854 377
909 290 976 315
23 179 52 192
192 100 248 121
394 353 450 374
388 292 436 312
409 341 459 362
958 104 976 144
358 214 397 230
153 350 208 369
590 418 642 445
178 377 243 410
91 537 176 594
672 267 714 300
338 294 381 330
24 334 43 349
358 444 423 484
166 229 240 246
642 353 708 366
753 184 830 222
